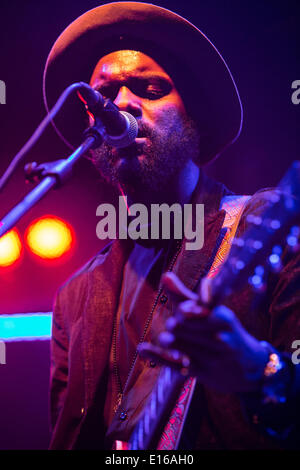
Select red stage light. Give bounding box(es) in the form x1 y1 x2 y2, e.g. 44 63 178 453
26 216 74 259
0 229 22 267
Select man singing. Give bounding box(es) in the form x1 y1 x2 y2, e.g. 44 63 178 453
43 2 300 449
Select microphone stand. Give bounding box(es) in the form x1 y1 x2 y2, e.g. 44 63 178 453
0 124 103 238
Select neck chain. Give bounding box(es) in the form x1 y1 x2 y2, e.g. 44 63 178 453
112 239 183 413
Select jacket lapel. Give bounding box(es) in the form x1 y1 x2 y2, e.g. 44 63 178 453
82 239 133 409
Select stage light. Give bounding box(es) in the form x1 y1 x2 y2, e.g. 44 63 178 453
0 229 22 267
26 216 74 259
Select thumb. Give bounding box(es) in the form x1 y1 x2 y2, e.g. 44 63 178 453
198 276 213 305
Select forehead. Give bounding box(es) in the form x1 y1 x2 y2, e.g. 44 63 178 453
90 50 173 83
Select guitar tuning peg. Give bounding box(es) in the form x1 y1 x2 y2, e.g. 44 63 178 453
286 226 300 251
252 240 263 250
247 239 263 252
231 258 245 272
263 191 281 204
255 265 265 276
246 214 263 226
264 218 281 231
268 245 283 272
248 265 266 292
232 237 244 247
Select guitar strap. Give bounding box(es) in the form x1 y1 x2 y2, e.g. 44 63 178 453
157 194 251 450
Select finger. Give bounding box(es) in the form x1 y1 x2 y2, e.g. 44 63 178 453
198 276 213 305
175 299 210 320
211 305 236 326
159 330 228 355
176 304 236 332
161 272 198 303
166 303 233 334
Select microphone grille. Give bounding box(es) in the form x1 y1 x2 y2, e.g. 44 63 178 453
104 111 138 148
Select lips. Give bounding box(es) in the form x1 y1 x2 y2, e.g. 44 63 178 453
112 125 149 159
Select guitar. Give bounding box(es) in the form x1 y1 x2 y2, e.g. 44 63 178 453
114 161 300 450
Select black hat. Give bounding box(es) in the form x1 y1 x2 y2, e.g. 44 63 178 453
43 2 243 164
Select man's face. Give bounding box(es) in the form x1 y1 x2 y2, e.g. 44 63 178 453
89 50 200 195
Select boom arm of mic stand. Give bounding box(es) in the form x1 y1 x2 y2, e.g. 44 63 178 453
0 135 97 238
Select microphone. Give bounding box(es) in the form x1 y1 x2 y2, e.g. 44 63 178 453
77 82 138 148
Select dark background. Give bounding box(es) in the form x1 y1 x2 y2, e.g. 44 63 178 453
0 0 299 450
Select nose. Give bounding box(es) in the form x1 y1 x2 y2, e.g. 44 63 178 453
114 86 142 119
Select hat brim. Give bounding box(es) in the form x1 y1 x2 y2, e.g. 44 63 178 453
43 1 243 164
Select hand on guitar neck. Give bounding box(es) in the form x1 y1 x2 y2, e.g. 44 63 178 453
139 271 270 394
124 164 300 449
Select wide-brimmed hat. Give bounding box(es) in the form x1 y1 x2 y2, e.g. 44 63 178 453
43 2 243 164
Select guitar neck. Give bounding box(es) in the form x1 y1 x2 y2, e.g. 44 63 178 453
123 161 300 451
128 366 186 450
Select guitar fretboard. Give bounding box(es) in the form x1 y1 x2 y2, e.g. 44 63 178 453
129 366 186 450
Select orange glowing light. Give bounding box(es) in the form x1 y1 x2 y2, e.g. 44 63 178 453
0 229 22 267
26 217 74 259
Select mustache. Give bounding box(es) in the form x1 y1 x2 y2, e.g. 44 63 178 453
112 121 155 157
90 119 162 163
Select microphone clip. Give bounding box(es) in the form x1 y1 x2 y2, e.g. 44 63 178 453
82 117 106 149
24 159 73 187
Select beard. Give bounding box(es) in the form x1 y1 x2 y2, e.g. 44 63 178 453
89 109 200 196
